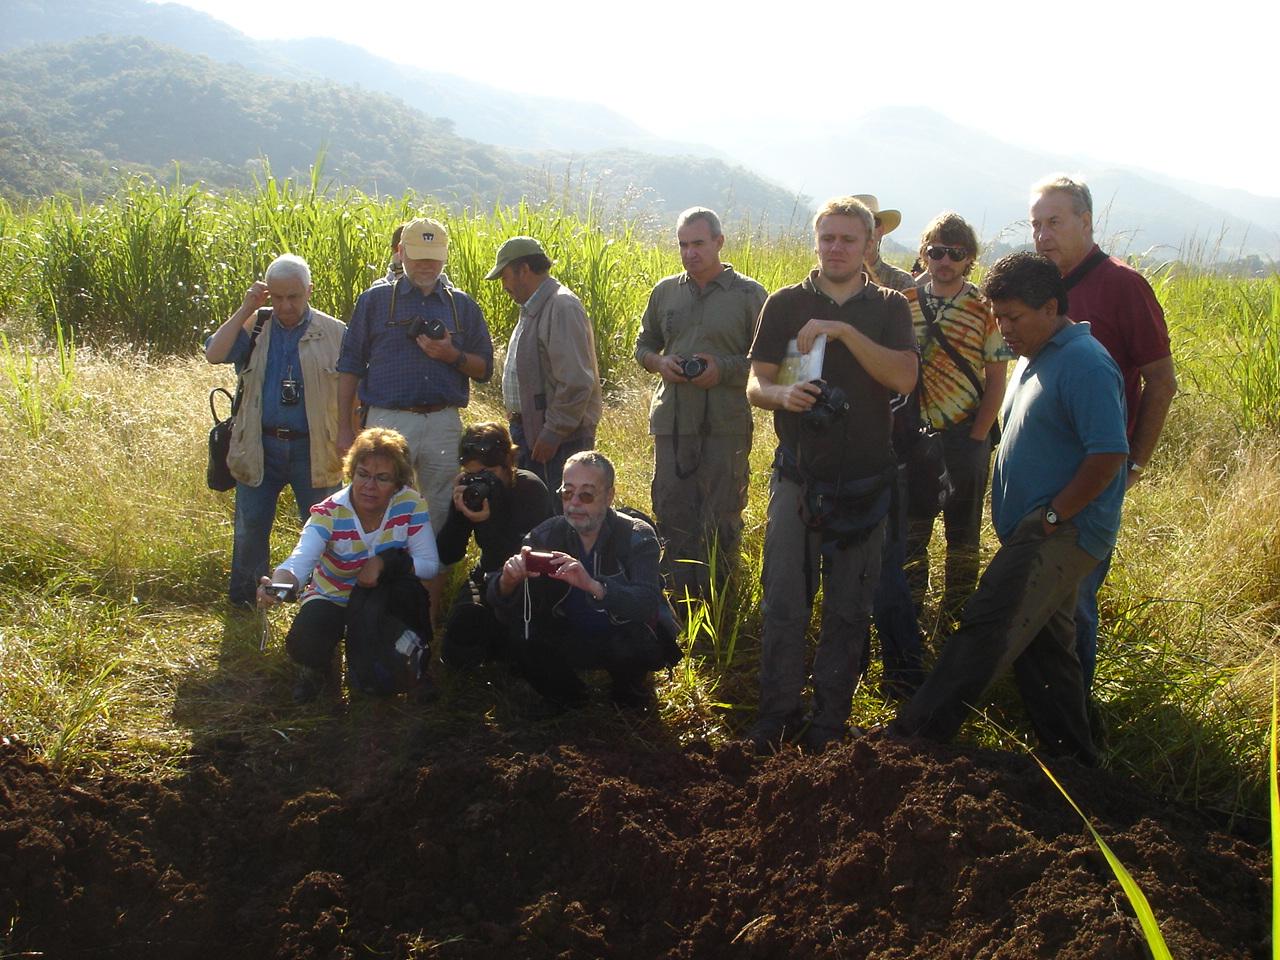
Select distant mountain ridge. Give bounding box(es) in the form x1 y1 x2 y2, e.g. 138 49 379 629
3 0 1276 262
0 34 808 226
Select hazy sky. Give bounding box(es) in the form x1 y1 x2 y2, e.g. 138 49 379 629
166 0 1278 198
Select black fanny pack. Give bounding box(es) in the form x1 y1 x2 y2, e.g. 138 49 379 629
775 447 894 550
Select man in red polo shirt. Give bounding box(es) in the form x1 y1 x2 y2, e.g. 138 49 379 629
1030 175 1178 692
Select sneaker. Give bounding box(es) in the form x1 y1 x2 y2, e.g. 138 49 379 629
292 666 328 704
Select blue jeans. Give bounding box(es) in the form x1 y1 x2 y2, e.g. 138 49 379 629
229 435 339 606
1073 546 1113 692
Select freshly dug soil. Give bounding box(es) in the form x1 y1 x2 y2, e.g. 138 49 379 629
0 718 1267 959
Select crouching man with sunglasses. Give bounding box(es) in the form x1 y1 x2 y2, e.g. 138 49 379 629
487 451 681 710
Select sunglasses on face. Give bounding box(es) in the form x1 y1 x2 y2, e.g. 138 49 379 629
926 244 969 263
557 487 598 504
459 438 502 462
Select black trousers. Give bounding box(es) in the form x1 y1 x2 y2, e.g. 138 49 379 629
513 619 667 704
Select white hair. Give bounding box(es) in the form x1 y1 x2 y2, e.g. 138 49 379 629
265 253 311 286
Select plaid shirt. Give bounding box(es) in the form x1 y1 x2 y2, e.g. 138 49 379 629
338 274 493 409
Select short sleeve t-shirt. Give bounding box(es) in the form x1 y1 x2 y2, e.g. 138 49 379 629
1063 247 1170 440
749 271 916 482
907 283 1013 430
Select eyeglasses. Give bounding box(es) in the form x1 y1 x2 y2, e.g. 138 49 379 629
926 244 969 263
557 487 598 504
459 437 503 463
354 468 396 486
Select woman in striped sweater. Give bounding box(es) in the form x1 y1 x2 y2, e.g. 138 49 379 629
257 427 440 701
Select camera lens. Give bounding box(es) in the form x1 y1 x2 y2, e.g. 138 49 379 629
680 356 708 380
280 379 300 405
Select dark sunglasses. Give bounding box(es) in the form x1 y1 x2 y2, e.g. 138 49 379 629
459 437 502 463
926 244 969 262
557 487 597 504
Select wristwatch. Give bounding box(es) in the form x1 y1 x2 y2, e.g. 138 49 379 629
451 350 468 371
1044 506 1062 526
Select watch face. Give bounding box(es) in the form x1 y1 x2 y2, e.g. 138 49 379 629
1045 508 1060 525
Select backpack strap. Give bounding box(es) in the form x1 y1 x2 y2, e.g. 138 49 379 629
1062 247 1110 292
230 308 271 417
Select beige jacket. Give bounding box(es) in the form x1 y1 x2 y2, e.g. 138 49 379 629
227 309 346 487
510 278 602 448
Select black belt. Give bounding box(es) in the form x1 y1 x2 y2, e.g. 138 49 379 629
262 426 308 440
397 403 449 415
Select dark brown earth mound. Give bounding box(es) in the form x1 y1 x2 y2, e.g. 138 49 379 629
0 722 1267 959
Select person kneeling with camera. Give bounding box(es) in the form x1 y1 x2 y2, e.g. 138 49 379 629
436 422 554 668
257 427 440 703
486 451 681 710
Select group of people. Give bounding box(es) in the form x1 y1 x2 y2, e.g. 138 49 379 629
206 175 1176 763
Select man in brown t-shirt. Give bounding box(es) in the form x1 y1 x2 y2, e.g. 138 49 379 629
746 196 918 754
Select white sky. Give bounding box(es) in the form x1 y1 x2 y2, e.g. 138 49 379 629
168 0 1278 198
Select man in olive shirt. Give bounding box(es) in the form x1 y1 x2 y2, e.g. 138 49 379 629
635 207 767 600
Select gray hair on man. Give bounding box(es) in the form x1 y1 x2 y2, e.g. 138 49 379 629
564 449 615 489
1031 174 1093 217
676 206 723 240
265 253 312 286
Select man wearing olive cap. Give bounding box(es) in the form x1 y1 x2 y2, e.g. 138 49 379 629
854 194 915 293
486 236 602 505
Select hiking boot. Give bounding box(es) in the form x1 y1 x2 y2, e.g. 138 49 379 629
609 673 656 711
799 724 846 755
292 666 329 704
746 714 802 756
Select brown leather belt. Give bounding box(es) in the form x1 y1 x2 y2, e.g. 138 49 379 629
262 426 308 440
398 403 449 415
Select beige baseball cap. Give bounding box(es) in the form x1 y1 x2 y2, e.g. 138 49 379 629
399 217 449 259
853 195 902 234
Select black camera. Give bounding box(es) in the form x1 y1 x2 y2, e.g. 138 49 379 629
460 469 502 512
802 379 849 431
678 355 708 380
280 378 300 405
408 316 448 340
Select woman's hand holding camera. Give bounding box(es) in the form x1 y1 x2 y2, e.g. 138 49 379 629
452 475 491 522
256 572 299 608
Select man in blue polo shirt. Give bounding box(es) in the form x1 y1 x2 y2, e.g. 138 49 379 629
338 217 494 618
889 252 1128 765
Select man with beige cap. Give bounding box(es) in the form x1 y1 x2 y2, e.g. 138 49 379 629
486 236 602 504
854 194 915 292
338 216 494 616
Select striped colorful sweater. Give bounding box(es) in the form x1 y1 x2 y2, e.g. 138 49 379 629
280 485 439 606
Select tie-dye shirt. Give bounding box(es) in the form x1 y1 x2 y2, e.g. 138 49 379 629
280 485 439 605
906 281 1013 430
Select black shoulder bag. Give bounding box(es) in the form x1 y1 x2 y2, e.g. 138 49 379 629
206 309 270 491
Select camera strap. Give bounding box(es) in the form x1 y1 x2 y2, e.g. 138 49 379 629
670 384 711 480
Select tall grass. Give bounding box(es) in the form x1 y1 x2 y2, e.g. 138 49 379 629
0 180 1277 827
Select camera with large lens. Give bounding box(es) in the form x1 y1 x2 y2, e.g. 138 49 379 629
460 469 502 512
678 355 708 380
408 315 448 340
279 378 300 406
802 379 849 431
